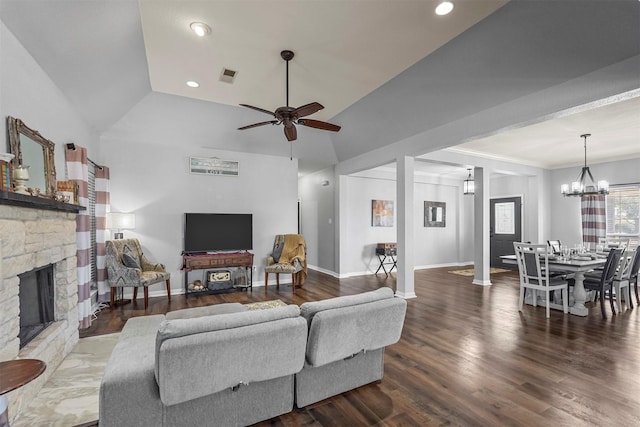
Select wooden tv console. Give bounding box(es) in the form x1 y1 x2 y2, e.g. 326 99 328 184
182 251 254 295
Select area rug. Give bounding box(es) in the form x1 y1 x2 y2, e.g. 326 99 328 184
244 299 287 310
449 268 511 276
12 333 120 427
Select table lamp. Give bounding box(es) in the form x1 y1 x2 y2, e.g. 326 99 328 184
106 212 135 239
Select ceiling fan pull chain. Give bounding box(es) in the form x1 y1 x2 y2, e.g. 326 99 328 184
290 142 293 161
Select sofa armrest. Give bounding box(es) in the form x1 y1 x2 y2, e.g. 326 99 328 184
99 315 165 427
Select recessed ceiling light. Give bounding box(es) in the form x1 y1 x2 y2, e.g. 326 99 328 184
186 81 199 88
190 22 211 37
435 1 454 16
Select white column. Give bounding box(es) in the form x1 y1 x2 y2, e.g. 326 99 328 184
335 174 348 276
473 166 491 286
396 156 417 299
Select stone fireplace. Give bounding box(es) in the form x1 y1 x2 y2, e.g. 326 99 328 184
0 195 81 420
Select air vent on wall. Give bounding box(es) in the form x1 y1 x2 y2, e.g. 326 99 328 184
220 68 237 84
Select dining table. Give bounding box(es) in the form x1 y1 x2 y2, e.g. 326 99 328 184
501 254 607 316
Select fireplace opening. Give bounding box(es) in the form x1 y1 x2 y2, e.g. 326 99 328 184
19 264 55 348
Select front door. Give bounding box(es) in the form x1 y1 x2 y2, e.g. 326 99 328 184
490 197 522 267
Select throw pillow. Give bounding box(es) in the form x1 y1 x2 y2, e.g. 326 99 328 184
122 253 140 269
272 241 284 263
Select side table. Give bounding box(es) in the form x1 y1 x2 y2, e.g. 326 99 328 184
0 359 46 427
375 247 397 275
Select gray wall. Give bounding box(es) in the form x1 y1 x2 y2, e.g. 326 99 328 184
299 168 336 274
0 21 99 176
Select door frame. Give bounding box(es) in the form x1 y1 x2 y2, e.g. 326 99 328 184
490 194 524 267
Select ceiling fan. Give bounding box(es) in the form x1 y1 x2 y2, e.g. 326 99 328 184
238 50 341 142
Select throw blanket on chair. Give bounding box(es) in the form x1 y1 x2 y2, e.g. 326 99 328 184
279 234 307 285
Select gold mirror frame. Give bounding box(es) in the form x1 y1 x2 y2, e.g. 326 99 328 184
7 116 57 196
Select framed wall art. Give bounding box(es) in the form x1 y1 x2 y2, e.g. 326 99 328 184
190 157 239 176
424 201 446 227
372 199 394 227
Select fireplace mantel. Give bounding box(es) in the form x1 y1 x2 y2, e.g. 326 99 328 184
0 191 84 213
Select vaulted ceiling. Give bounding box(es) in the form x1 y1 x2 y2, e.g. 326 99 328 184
1 0 638 175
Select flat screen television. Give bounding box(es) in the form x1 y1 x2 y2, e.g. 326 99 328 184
184 213 252 253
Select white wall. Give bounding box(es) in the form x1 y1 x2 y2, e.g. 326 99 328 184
0 21 99 173
100 137 299 295
336 169 473 276
549 157 640 245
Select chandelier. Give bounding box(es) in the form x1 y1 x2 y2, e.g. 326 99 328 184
463 168 475 195
560 133 609 197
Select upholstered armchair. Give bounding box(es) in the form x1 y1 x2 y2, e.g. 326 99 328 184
106 238 171 309
265 234 307 293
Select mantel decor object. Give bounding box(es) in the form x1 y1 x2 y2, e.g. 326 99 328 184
13 165 30 195
7 116 57 196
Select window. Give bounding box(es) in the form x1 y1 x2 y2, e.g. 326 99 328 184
606 184 640 247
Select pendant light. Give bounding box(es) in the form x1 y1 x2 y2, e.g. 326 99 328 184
560 134 609 197
463 168 475 195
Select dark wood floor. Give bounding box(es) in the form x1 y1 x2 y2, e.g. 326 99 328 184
80 267 640 426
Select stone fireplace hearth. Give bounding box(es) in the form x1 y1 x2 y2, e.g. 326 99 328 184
0 196 81 421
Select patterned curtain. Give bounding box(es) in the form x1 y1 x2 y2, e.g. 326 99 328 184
581 194 606 244
95 167 110 303
65 144 92 329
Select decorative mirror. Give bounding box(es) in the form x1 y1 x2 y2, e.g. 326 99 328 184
7 116 57 196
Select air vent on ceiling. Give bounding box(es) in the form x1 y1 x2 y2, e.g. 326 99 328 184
220 68 237 84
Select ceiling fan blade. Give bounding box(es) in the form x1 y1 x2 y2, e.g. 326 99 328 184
284 125 297 141
293 102 324 118
298 119 341 132
239 104 276 117
238 120 278 130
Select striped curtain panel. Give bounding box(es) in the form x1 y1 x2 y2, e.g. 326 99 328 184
95 167 110 303
64 144 92 329
581 194 606 244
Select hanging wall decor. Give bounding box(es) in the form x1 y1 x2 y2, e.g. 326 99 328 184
424 201 446 227
371 199 394 227
190 157 239 176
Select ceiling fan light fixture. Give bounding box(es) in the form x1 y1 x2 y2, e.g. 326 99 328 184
237 49 341 142
435 1 454 16
190 22 211 37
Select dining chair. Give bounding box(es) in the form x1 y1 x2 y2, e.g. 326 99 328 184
627 249 640 306
547 240 562 254
610 250 635 312
599 237 630 251
580 248 624 318
513 242 569 318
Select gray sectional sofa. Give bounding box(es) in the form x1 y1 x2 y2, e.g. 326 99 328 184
99 287 406 426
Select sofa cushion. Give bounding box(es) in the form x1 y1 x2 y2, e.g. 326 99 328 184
301 288 406 368
154 305 308 406
300 287 394 325
165 303 246 320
